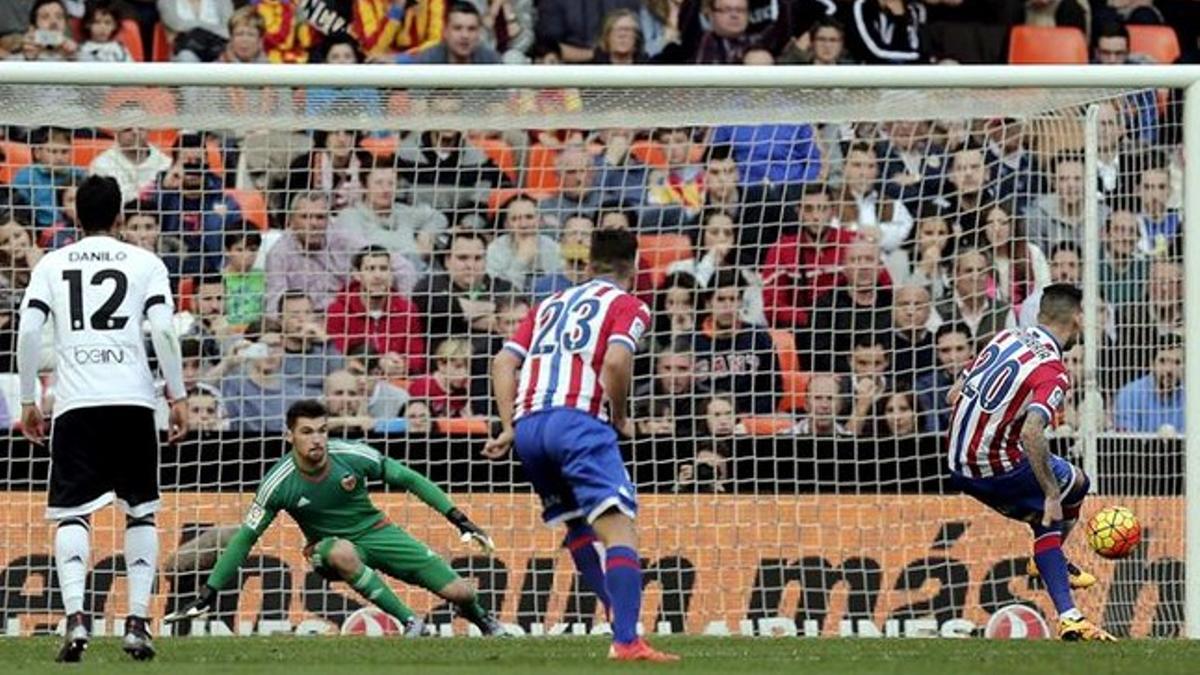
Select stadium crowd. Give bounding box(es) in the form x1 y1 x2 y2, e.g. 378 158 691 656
0 0 1192 493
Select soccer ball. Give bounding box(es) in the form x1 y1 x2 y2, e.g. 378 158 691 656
1086 506 1141 559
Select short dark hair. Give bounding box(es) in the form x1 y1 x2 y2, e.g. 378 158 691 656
224 226 262 251
1094 21 1130 46
852 331 892 353
286 399 328 430
83 0 124 26
935 321 971 344
180 337 203 360
589 228 638 277
317 32 364 63
29 0 66 25
352 244 391 271
704 143 734 165
277 289 313 314
448 1 481 19
124 199 158 220
442 228 487 266
700 267 739 309
196 274 224 290
30 126 70 146
845 140 876 158
1050 241 1082 261
789 181 830 206
76 175 122 233
809 16 845 38
1038 283 1083 323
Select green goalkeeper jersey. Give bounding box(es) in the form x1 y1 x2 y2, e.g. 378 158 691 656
206 439 455 590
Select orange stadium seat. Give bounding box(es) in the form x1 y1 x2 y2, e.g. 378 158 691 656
638 234 693 287
469 135 519 184
148 129 179 153
152 22 172 62
778 371 810 413
1008 26 1088 64
229 189 268 230
629 139 706 170
768 328 808 412
630 139 669 169
524 144 561 196
741 416 795 437
0 142 32 184
205 136 226 179
638 234 692 270
1128 25 1181 64
768 329 797 373
71 137 114 169
360 135 398 158
177 277 195 313
435 418 491 436
118 19 145 62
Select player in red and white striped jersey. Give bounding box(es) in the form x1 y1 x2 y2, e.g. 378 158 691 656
505 276 649 423
485 229 677 662
948 326 1071 479
948 283 1115 642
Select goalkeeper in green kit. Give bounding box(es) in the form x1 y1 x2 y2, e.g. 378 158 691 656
166 399 505 637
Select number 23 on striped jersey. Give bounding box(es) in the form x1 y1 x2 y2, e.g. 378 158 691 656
531 299 602 355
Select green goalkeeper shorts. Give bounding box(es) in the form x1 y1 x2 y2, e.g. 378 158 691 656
307 524 460 592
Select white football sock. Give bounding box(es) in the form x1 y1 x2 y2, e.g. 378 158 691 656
55 521 91 615
124 521 159 618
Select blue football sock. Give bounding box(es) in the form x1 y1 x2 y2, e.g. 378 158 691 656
1032 529 1075 616
605 545 642 645
564 525 610 613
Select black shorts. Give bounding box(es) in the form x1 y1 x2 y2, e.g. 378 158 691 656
46 405 160 521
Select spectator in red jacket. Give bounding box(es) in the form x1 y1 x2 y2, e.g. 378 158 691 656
326 244 426 376
760 183 857 328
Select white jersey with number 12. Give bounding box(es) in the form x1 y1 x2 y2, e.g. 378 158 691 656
21 235 175 417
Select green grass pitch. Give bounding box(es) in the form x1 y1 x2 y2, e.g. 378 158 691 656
2 637 1198 675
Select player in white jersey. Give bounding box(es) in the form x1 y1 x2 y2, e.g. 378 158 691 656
948 283 1114 641
17 176 188 662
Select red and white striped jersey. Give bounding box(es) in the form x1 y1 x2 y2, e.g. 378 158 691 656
948 326 1071 478
504 278 651 422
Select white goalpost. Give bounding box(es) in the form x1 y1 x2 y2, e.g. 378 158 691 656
0 62 1197 640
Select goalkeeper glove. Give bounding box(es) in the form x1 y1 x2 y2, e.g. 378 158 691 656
447 508 495 554
164 585 217 624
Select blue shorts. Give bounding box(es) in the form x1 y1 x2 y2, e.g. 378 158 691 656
514 408 637 526
952 456 1079 525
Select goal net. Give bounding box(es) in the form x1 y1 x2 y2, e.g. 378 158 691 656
0 66 1191 639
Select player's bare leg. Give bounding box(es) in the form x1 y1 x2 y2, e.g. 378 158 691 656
592 510 679 662
54 516 91 663
325 539 424 637
1026 471 1098 589
122 514 159 660
435 579 505 636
